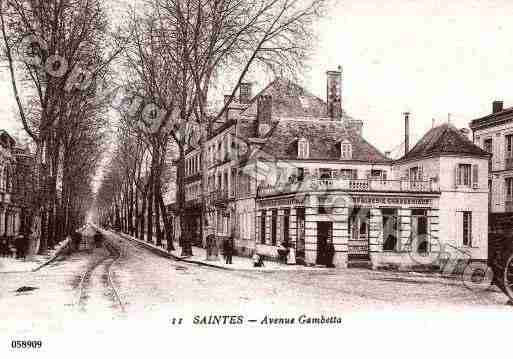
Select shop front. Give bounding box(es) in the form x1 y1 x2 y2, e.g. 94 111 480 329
256 192 440 269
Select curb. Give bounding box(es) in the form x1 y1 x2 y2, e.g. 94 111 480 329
32 239 72 272
112 231 235 271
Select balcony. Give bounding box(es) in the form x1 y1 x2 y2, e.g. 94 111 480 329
207 190 232 207
257 178 440 198
185 196 202 208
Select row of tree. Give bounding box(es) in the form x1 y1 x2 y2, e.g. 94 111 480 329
95 0 328 250
1 0 328 253
0 0 120 252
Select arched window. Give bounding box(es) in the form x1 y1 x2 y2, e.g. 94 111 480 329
297 138 309 159
340 140 352 160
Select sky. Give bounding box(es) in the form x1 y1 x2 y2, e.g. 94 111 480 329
2 0 513 153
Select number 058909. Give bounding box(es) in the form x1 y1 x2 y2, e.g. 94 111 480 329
11 340 42 349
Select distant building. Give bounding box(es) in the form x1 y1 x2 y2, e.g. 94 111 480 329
176 69 489 269
470 101 513 214
0 130 21 238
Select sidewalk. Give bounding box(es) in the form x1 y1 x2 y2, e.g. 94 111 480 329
0 238 71 273
113 231 326 272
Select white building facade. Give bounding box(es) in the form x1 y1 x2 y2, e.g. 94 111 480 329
470 101 513 214
178 71 490 269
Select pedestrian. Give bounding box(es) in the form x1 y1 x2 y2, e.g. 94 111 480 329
15 232 27 260
0 236 8 257
277 241 290 264
228 235 235 264
72 230 82 252
94 230 103 248
253 252 264 267
326 242 335 268
223 235 234 265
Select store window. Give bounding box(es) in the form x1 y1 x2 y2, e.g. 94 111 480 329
382 208 399 251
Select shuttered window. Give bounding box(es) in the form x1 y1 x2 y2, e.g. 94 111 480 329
472 164 479 187
456 164 472 186
462 211 472 247
297 139 309 159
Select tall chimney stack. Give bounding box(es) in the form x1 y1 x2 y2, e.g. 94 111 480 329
326 66 343 120
404 112 410 154
256 95 273 137
493 100 504 114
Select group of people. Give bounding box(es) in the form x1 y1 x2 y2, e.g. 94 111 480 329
0 230 31 260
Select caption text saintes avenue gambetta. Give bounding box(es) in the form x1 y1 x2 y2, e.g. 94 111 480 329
170 314 343 326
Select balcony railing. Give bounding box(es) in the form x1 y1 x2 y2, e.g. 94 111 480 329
257 178 440 198
208 190 231 206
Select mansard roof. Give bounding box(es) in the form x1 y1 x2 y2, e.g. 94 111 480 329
399 123 490 162
257 118 390 163
240 77 329 119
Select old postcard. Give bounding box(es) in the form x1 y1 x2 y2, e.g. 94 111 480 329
0 0 512 357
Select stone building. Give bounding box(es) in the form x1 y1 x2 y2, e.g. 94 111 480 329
470 101 513 213
179 69 490 269
0 130 21 239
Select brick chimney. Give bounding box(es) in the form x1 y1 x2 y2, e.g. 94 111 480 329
326 66 342 120
256 95 273 137
404 112 410 154
239 82 253 104
493 100 504 114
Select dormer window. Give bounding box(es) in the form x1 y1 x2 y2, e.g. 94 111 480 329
297 138 309 159
340 140 352 160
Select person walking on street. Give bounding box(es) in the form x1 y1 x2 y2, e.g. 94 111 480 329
72 230 82 252
223 235 234 265
15 231 29 260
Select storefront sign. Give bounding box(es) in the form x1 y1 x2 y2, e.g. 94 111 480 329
352 196 432 207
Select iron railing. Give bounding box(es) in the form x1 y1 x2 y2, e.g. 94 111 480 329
257 178 440 197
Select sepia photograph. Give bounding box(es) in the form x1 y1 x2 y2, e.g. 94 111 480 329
0 0 512 357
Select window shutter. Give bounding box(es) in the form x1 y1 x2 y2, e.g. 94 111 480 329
365 170 371 179
455 165 460 188
472 164 479 188
455 212 462 245
418 166 424 181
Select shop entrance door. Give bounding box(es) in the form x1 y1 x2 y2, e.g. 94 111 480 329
316 222 333 265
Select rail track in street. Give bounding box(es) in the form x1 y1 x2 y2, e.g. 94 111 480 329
75 237 125 314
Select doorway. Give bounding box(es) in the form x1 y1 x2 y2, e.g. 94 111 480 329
316 221 333 265
348 207 370 261
296 208 306 264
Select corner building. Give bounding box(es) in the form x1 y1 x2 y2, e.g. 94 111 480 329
181 69 489 269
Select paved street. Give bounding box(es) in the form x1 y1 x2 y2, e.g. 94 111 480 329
1 229 511 334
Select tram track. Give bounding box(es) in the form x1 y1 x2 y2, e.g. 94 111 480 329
75 237 125 314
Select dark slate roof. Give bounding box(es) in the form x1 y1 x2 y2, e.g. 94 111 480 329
241 78 329 118
400 123 490 161
469 106 513 131
256 119 390 163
